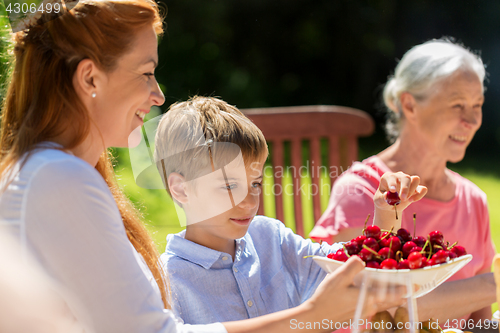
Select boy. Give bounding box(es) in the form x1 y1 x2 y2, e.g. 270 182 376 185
155 96 425 325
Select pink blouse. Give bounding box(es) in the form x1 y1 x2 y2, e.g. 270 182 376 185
309 155 496 282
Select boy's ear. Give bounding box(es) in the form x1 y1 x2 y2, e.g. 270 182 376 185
168 173 189 204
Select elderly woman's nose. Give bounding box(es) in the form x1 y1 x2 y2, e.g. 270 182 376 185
461 108 481 128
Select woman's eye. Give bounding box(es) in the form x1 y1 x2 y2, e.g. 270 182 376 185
224 184 237 190
144 73 155 78
252 182 262 188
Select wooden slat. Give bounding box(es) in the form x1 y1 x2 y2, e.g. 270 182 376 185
272 139 285 224
310 137 322 222
291 138 304 237
243 106 374 139
328 136 340 186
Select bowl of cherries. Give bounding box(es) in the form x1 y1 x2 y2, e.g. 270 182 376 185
312 217 472 298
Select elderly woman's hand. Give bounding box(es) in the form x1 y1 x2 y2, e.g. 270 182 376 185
373 172 427 230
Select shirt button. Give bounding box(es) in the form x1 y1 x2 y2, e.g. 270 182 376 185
247 300 253 307
222 256 228 261
233 267 238 273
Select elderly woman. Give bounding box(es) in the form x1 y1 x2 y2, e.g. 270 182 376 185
310 39 496 322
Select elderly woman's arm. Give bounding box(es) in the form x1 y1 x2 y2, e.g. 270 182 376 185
417 272 495 323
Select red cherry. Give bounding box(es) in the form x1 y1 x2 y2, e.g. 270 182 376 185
380 258 398 270
359 248 376 262
398 259 410 269
448 251 457 259
379 237 391 248
427 257 437 266
409 246 422 254
396 228 412 242
344 242 359 256
365 225 381 239
421 257 428 267
402 241 416 258
363 238 380 252
386 191 401 206
378 247 394 261
354 235 367 245
381 231 394 238
412 236 426 248
366 261 380 269
408 251 424 269
451 245 467 257
388 236 402 252
433 250 449 264
429 230 444 246
330 250 349 262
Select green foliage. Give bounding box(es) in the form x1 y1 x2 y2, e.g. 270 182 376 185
0 2 13 102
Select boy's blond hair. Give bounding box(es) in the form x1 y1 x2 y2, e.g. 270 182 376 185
154 96 268 194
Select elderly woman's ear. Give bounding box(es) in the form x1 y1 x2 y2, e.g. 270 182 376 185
399 92 418 123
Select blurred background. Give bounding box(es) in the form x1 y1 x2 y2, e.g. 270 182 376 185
130 0 500 249
1 0 500 252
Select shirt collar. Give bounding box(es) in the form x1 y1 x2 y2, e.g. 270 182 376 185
165 231 231 269
236 236 247 252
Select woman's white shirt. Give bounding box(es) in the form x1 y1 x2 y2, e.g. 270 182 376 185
0 146 226 333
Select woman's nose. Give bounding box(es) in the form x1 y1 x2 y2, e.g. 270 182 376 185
461 107 481 129
151 81 165 106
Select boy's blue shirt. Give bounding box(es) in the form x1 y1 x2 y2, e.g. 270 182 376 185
161 215 342 325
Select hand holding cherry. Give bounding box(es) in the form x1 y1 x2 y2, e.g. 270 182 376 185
375 171 427 211
373 172 428 228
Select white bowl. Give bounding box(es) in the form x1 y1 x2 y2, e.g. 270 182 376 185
313 254 472 298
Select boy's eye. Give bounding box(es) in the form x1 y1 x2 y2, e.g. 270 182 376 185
144 73 155 78
224 183 237 190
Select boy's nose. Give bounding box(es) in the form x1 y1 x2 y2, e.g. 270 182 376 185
237 191 259 210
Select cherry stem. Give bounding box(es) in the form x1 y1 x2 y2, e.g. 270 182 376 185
448 241 458 250
395 205 398 220
303 255 316 259
422 239 432 260
362 244 380 257
362 214 371 234
379 226 394 242
413 213 417 238
396 250 403 262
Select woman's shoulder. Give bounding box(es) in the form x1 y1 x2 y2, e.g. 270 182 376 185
449 170 487 202
2 147 111 207
332 155 387 189
20 147 104 188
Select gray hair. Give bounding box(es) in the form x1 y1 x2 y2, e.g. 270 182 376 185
383 38 486 143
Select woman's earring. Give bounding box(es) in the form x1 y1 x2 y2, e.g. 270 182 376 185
91 92 96 98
